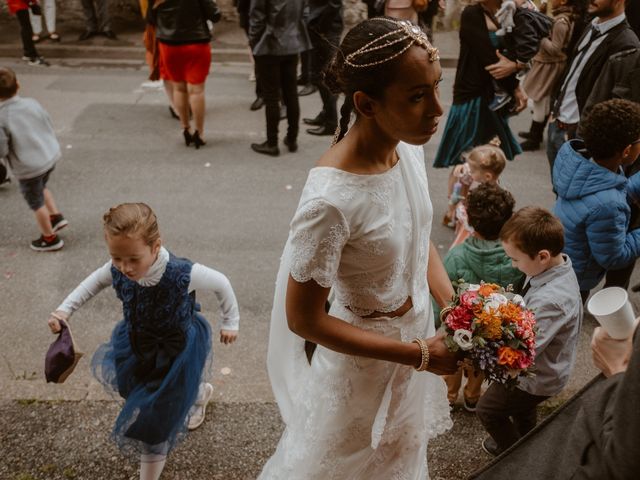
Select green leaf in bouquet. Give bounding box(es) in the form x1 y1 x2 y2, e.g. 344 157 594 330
508 338 522 349
444 335 460 352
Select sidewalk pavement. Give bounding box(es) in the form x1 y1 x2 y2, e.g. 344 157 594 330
0 16 460 67
0 399 512 480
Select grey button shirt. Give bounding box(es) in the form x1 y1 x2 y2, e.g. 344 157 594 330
518 255 583 397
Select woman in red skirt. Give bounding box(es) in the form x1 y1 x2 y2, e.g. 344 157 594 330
148 0 221 148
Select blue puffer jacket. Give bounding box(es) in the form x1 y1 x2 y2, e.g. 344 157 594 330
553 140 640 291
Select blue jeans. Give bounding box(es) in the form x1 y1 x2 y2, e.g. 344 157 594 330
546 121 567 177
547 121 579 178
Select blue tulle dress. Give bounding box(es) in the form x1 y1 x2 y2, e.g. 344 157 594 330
91 254 212 457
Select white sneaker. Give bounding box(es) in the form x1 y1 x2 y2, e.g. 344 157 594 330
140 80 164 90
187 382 213 430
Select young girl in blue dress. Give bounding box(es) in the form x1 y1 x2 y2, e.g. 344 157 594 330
47 202 240 480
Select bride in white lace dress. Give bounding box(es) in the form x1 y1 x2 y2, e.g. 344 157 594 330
260 18 459 480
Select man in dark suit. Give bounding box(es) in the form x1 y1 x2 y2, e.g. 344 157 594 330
546 0 639 171
626 0 640 38
302 0 344 136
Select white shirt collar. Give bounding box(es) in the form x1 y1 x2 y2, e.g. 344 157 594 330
137 246 169 287
592 12 626 34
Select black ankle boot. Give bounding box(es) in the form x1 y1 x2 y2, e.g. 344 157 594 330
193 131 206 149
303 111 326 126
251 141 280 156
183 128 192 146
518 120 545 140
519 120 545 151
284 136 298 152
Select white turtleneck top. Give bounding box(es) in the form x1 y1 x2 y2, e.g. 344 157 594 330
57 247 240 331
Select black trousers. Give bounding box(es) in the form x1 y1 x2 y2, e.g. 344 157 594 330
309 30 339 128
255 54 299 146
299 50 311 84
16 9 38 58
476 383 550 451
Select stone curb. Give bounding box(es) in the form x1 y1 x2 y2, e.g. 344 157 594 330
0 42 459 68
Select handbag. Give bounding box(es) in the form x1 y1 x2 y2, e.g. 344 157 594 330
29 1 42 16
199 0 222 25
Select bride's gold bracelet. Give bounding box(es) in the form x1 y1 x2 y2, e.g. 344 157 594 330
412 338 430 371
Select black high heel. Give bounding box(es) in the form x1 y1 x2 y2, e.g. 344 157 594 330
183 128 193 146
193 131 206 149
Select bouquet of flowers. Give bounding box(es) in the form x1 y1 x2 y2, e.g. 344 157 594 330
440 282 537 387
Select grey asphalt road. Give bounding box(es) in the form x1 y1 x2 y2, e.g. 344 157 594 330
0 58 632 479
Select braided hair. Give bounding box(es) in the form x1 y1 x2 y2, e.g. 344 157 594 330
324 17 437 144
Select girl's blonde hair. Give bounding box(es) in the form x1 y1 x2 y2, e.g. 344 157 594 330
103 203 160 246
466 144 507 177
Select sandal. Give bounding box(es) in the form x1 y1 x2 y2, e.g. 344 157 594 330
49 32 61 42
187 382 213 430
32 34 42 43
442 214 455 229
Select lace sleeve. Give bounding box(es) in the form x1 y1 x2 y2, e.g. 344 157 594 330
288 199 350 289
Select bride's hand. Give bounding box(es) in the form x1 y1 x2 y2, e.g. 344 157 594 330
424 331 460 375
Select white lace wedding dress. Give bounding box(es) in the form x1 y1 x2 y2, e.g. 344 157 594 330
260 142 452 480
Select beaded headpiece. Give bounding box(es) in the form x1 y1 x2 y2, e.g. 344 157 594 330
344 18 440 68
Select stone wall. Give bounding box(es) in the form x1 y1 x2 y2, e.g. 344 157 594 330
0 0 238 20
1 0 364 25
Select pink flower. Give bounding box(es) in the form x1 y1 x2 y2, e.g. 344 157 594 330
445 306 474 331
516 353 534 369
459 290 480 309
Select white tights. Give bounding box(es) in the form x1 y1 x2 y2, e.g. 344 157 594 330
28 0 56 34
140 454 167 480
532 96 551 123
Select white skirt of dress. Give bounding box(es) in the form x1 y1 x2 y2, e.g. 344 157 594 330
258 304 452 480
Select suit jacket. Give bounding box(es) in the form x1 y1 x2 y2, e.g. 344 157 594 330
308 0 342 37
553 20 639 119
584 47 640 114
627 1 640 39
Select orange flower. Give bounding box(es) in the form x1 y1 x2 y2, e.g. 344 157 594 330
498 303 523 324
497 346 521 368
476 310 503 340
478 283 500 297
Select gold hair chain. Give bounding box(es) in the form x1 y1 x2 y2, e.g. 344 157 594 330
344 18 440 68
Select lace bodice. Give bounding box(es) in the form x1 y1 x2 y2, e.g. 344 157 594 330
288 144 432 316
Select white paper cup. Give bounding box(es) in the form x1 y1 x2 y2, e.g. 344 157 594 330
587 287 636 339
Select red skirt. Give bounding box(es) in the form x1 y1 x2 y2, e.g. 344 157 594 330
158 42 211 84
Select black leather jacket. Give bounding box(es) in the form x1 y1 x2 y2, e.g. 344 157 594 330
249 0 311 56
148 0 221 45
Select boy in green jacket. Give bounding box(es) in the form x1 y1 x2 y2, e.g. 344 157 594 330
442 183 524 411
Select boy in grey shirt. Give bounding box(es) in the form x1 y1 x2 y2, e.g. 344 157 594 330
476 206 582 456
0 67 67 251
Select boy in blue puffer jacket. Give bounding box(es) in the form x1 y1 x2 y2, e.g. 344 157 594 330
553 99 640 303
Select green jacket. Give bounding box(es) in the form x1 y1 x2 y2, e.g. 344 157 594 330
434 237 524 327
444 236 524 287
